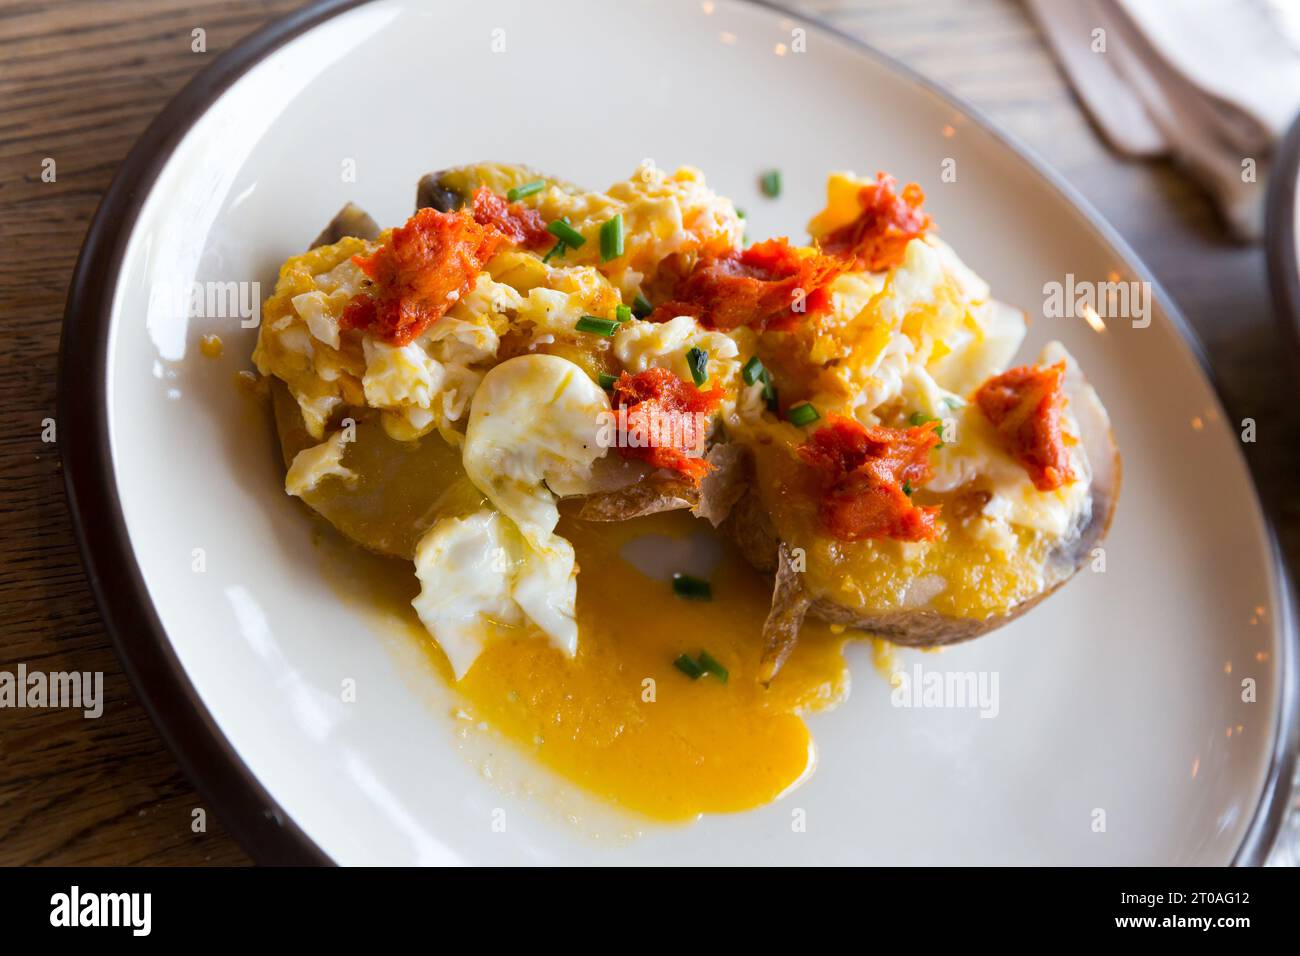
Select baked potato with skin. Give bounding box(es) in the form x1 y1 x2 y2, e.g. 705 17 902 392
725 343 1121 683
272 168 736 557
272 376 486 560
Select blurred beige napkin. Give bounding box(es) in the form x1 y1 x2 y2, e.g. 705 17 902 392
1025 0 1300 239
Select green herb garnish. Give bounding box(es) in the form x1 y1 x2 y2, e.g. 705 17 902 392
674 654 705 679
547 217 586 248
598 373 618 389
672 574 712 600
615 304 632 324
786 402 819 427
760 169 782 198
542 240 566 263
507 179 545 202
576 315 619 337
632 292 653 319
686 347 708 387
697 650 729 683
742 356 765 386
673 649 728 681
600 213 624 262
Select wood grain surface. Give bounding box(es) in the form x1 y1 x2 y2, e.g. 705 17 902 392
0 0 1295 865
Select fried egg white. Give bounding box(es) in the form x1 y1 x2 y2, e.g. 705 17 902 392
411 353 613 675
411 509 577 678
462 353 611 548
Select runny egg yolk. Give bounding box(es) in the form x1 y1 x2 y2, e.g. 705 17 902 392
453 508 851 821
343 505 851 822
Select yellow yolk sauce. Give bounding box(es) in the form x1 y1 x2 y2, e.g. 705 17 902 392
333 508 851 821
454 509 849 821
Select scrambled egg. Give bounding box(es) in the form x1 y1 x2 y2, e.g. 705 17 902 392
614 315 748 409
532 163 743 298
284 429 356 497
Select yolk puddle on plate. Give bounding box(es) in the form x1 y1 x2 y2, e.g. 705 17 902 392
330 507 852 822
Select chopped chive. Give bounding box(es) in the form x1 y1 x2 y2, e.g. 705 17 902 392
672 573 712 600
542 240 566 263
615 304 632 324
576 315 619 337
547 218 586 248
762 371 778 411
760 169 782 198
786 402 819 427
507 179 545 202
600 213 624 262
908 411 937 427
697 650 729 683
903 480 914 497
598 372 618 389
632 292 653 318
686 347 708 387
736 208 746 219
674 654 705 679
932 423 946 448
742 355 765 386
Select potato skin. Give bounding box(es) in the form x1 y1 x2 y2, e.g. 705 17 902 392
309 202 379 249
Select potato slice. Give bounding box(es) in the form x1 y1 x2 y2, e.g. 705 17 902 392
726 344 1121 682
272 378 484 560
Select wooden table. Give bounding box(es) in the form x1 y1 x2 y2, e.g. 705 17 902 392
1 0 1294 865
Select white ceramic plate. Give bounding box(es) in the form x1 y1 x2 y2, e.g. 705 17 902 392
62 0 1298 865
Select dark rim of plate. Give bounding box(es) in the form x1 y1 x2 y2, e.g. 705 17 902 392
59 0 1299 866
